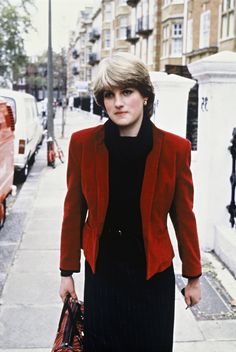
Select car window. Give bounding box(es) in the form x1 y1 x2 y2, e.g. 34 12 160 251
25 100 34 123
31 101 38 120
0 96 16 122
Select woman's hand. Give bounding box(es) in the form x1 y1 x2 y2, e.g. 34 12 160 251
59 276 78 302
184 278 201 308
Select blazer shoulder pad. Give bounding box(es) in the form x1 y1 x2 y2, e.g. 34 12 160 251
70 124 104 145
154 125 191 150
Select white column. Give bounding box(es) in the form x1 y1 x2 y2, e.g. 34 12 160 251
188 51 236 275
150 71 195 137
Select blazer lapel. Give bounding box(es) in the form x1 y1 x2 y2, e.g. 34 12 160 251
140 126 164 232
95 128 109 233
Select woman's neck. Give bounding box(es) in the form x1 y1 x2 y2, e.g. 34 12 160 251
118 117 143 137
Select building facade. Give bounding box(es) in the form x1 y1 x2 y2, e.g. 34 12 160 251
183 0 222 64
88 7 102 80
126 0 155 70
67 0 236 91
160 0 185 70
219 0 236 51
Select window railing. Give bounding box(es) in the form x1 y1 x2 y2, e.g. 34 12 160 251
136 16 153 36
126 26 139 42
88 53 100 66
72 49 79 59
72 66 80 75
127 0 140 7
89 29 100 43
227 128 236 227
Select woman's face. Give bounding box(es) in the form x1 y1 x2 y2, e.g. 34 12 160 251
103 87 147 136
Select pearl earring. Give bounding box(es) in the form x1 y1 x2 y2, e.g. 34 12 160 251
144 100 147 106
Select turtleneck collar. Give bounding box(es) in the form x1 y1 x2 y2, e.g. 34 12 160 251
104 115 153 162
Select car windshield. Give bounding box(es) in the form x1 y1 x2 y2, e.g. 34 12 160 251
0 96 16 122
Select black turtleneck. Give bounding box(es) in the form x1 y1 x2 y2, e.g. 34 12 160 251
94 116 153 281
103 115 153 235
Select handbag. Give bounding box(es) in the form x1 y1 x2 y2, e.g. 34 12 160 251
51 295 84 352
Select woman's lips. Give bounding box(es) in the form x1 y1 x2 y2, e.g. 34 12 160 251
115 111 128 115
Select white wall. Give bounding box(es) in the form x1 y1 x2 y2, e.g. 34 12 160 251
150 71 195 137
188 51 236 274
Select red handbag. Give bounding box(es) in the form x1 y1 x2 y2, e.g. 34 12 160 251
51 295 84 352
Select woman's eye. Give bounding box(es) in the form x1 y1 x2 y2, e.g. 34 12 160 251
123 89 133 96
103 91 113 98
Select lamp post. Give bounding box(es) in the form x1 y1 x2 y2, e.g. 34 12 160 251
47 0 55 167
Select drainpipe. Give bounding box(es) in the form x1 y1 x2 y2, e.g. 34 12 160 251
182 0 188 66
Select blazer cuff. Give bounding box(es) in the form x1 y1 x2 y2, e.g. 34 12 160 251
183 273 202 280
60 269 80 277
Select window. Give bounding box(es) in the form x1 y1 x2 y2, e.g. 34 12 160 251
104 3 112 22
222 0 234 12
199 11 210 48
163 0 170 6
81 36 86 48
104 30 111 48
148 35 153 66
81 52 85 64
171 23 182 56
172 38 182 56
163 0 183 6
80 71 85 81
173 23 182 37
221 0 235 39
87 68 92 81
186 19 193 53
162 25 169 57
117 16 128 39
118 0 127 5
86 47 92 62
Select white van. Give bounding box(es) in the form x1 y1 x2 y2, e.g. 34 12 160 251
0 89 44 181
0 99 15 228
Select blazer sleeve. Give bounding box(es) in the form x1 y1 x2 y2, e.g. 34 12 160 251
60 132 87 272
169 140 202 278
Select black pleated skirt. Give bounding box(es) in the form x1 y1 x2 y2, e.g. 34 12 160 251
83 231 175 352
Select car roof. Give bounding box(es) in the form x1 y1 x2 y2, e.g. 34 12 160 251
0 89 35 100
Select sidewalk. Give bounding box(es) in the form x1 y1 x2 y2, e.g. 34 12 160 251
0 108 235 351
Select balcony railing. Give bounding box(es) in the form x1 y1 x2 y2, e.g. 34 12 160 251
88 53 100 66
72 49 79 59
136 16 153 36
126 26 139 44
72 66 80 75
127 0 140 7
89 29 100 43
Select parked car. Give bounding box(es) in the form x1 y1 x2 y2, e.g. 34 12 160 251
0 99 15 228
0 89 44 182
37 99 47 129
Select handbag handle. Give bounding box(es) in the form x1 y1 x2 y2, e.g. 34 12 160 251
57 295 71 332
58 295 83 336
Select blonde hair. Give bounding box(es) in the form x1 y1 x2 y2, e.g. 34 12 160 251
92 52 155 118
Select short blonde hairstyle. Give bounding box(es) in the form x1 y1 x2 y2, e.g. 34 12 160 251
92 52 155 118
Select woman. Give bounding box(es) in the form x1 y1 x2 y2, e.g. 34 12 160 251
59 52 202 352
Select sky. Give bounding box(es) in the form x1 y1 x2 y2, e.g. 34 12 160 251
24 0 93 57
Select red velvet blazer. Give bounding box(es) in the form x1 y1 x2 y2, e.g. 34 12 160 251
60 122 202 280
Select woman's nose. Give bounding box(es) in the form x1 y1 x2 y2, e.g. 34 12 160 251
114 94 123 107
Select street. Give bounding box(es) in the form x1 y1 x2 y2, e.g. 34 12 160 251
0 108 236 351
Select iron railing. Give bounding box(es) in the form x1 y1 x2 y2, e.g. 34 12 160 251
227 128 236 227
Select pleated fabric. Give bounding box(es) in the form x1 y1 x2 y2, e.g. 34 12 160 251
83 232 175 352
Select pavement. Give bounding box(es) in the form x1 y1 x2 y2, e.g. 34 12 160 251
0 108 236 352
